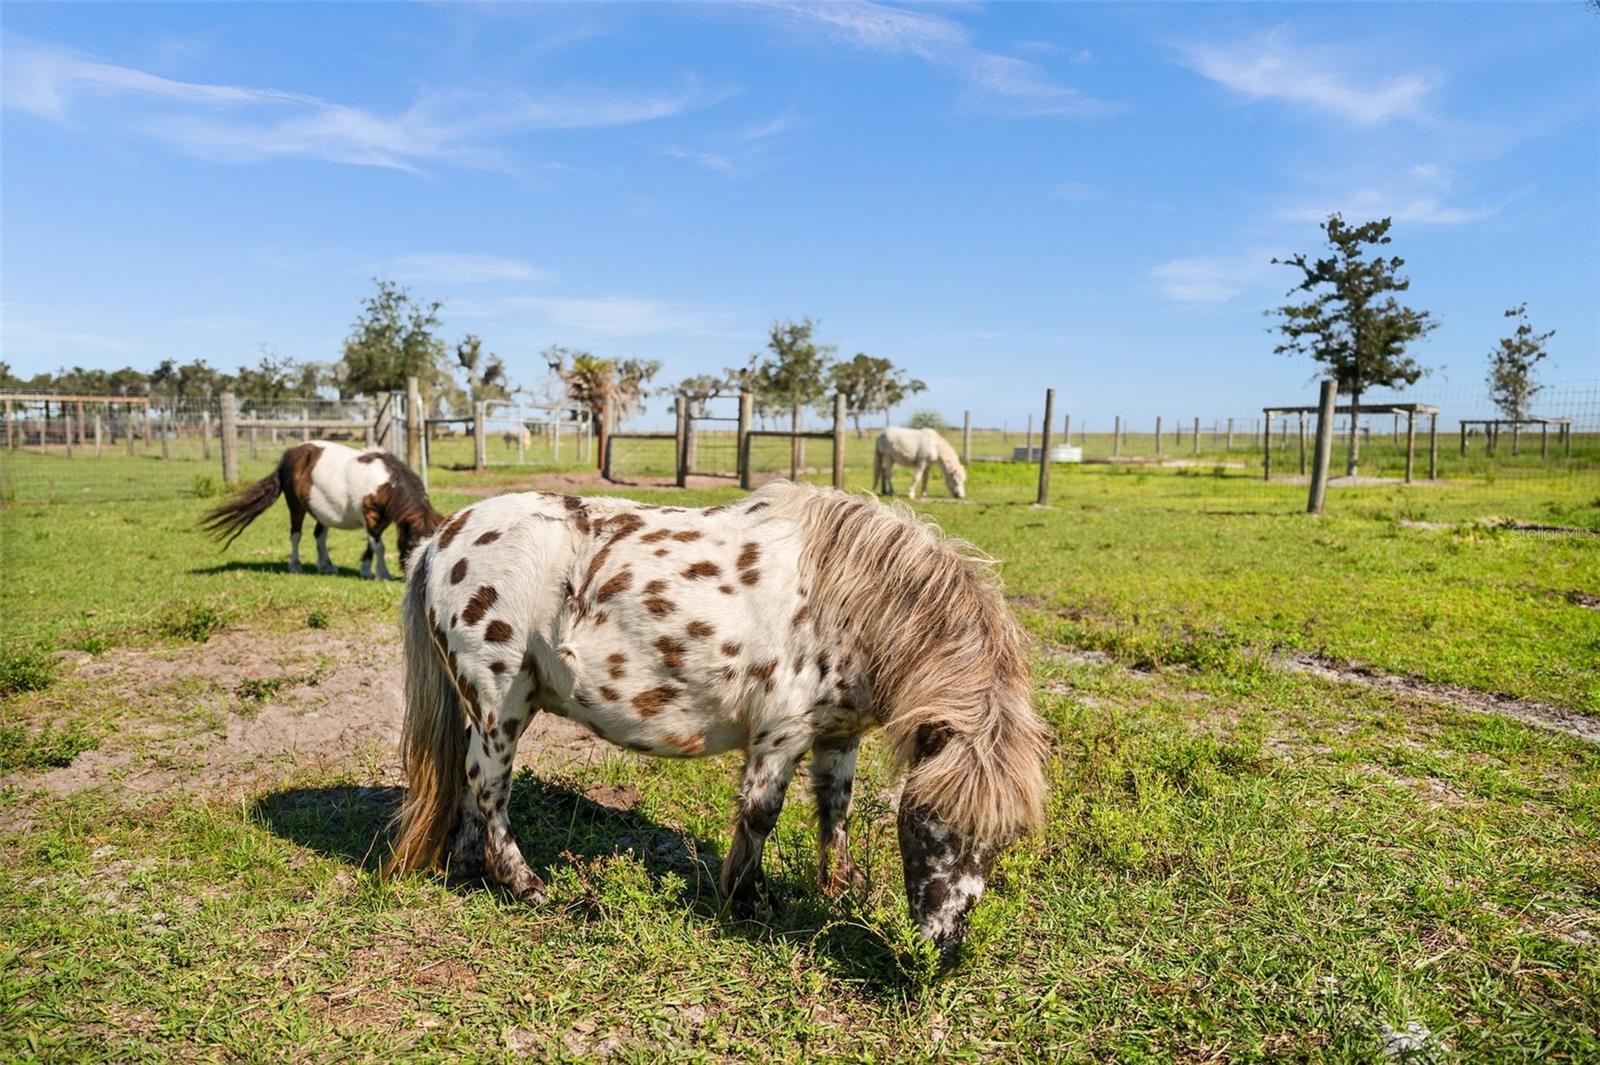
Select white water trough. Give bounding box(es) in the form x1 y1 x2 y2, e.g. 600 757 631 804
1012 444 1083 463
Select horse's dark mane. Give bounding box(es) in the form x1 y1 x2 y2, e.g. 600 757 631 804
370 451 444 533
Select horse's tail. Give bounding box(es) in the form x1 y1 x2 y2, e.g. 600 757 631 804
387 545 466 876
872 436 887 493
199 467 281 548
775 484 1051 844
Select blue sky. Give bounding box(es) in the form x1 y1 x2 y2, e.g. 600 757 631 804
2 2 1596 427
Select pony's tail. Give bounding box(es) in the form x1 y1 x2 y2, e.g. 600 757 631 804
872 440 886 493
199 471 280 548
386 546 466 876
886 670 1052 846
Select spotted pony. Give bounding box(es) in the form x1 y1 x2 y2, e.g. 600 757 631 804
387 481 1050 966
201 441 444 579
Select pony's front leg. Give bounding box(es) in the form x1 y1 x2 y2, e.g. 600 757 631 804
372 535 393 582
910 460 930 500
364 531 392 581
720 730 809 907
811 736 864 896
313 521 335 575
464 689 542 901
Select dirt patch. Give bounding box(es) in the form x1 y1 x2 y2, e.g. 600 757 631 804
3 623 610 804
1272 652 1600 744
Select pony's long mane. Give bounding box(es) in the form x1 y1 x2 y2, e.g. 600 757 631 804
762 482 1048 843
929 431 963 473
370 451 444 533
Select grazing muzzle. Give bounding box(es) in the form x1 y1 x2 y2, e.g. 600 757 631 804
898 801 991 969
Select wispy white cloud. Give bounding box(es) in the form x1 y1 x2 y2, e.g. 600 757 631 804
738 1 1117 118
1150 252 1275 305
391 252 550 284
1015 41 1093 64
1176 27 1436 126
1052 180 1097 202
2 37 722 173
450 292 736 339
1276 163 1519 227
657 145 738 174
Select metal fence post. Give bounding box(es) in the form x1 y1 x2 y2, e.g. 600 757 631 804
1226 417 1234 451
1404 410 1417 483
1112 415 1121 458
1155 415 1163 457
1036 389 1055 506
1063 412 1072 447
202 408 213 461
738 391 753 491
1193 416 1200 456
93 411 103 458
1307 381 1337 514
961 410 972 466
832 391 846 490
1428 413 1439 480
220 391 239 484
1298 413 1308 476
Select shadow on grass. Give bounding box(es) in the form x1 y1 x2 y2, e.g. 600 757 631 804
188 560 381 579
251 775 919 990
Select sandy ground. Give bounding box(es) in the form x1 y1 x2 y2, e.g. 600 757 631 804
9 624 612 804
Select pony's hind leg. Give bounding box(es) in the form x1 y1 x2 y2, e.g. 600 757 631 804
720 729 810 907
811 736 864 896
287 503 306 572
313 521 335 574
463 672 543 901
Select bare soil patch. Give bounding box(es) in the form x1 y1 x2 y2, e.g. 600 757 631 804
450 468 782 497
4 623 610 804
1272 652 1600 744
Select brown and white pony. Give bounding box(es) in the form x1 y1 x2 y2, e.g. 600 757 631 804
387 481 1050 966
201 441 444 580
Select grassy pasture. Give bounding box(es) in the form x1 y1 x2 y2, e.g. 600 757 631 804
2 461 1598 1060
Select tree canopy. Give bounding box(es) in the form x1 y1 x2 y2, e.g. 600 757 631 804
339 279 447 398
1486 303 1554 421
830 352 926 434
1270 214 1436 475
733 318 835 423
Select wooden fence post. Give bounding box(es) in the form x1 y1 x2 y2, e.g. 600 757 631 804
1112 416 1121 458
675 395 688 488
1155 415 1164 457
962 410 972 466
832 392 846 490
473 401 487 472
1263 411 1273 481
738 391 753 491
94 411 103 458
160 408 170 459
790 402 802 481
65 406 75 458
1511 419 1521 456
1036 388 1055 506
602 431 615 481
77 400 87 447
1226 417 1234 451
220 391 239 484
1428 413 1438 480
126 405 136 455
1404 409 1416 483
202 408 213 461
406 376 423 469
1063 413 1072 447
1193 417 1200 456
1540 421 1549 459
1459 421 1468 457
1307 381 1337 514
1298 413 1308 476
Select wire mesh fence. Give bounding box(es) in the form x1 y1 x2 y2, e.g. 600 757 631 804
3 381 1594 510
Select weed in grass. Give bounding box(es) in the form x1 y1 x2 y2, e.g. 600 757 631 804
0 721 96 770
158 604 228 643
66 633 116 654
0 645 55 697
192 474 219 499
306 609 330 630
234 676 284 704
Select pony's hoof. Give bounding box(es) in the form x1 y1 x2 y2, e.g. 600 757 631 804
511 875 546 904
317 564 335 576
819 862 865 899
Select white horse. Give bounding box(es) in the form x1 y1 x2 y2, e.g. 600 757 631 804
388 482 1048 966
202 441 443 579
874 426 966 499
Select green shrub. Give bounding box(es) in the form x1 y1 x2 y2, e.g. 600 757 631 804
906 410 948 431
159 604 228 643
192 474 219 499
306 610 330 630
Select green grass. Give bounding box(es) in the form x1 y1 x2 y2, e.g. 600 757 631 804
2 455 1598 1060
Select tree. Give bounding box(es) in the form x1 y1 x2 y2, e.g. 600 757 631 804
339 279 446 398
735 318 835 429
453 334 512 407
543 346 661 469
1270 215 1436 475
829 352 925 435
906 409 947 431
675 373 735 417
1487 303 1554 422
